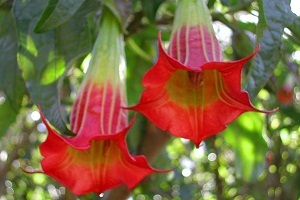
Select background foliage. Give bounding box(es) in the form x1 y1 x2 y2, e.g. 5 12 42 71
0 0 300 199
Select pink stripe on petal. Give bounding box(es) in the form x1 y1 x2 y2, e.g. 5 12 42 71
132 35 276 146
169 26 222 70
39 116 164 195
70 81 127 141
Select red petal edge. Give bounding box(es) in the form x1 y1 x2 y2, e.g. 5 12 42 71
25 108 169 195
131 33 278 147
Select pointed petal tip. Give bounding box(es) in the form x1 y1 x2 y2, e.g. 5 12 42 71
38 104 137 150
37 105 76 136
37 105 51 126
192 137 207 148
122 104 137 111
256 106 279 114
150 167 174 177
243 45 260 61
194 142 202 148
124 155 172 190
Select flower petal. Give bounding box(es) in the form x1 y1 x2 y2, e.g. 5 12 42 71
30 7 167 195
169 0 222 69
132 36 273 146
169 26 222 69
40 113 163 195
70 81 128 149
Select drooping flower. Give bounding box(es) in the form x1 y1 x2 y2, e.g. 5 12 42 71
277 74 294 104
36 7 163 195
277 85 293 104
132 0 275 146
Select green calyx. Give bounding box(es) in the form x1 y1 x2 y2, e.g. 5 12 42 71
172 0 215 33
84 6 126 87
103 0 129 32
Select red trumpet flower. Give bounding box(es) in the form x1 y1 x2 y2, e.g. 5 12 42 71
39 86 159 195
132 0 275 146
277 74 294 104
35 8 162 195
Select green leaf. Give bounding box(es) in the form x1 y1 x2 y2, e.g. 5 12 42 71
40 57 66 85
231 30 255 60
220 0 240 7
141 0 165 22
286 17 300 46
207 0 216 8
0 10 26 138
34 0 86 33
125 26 159 105
220 0 230 6
281 0 300 45
222 112 268 183
0 101 19 138
13 0 95 135
244 0 289 99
